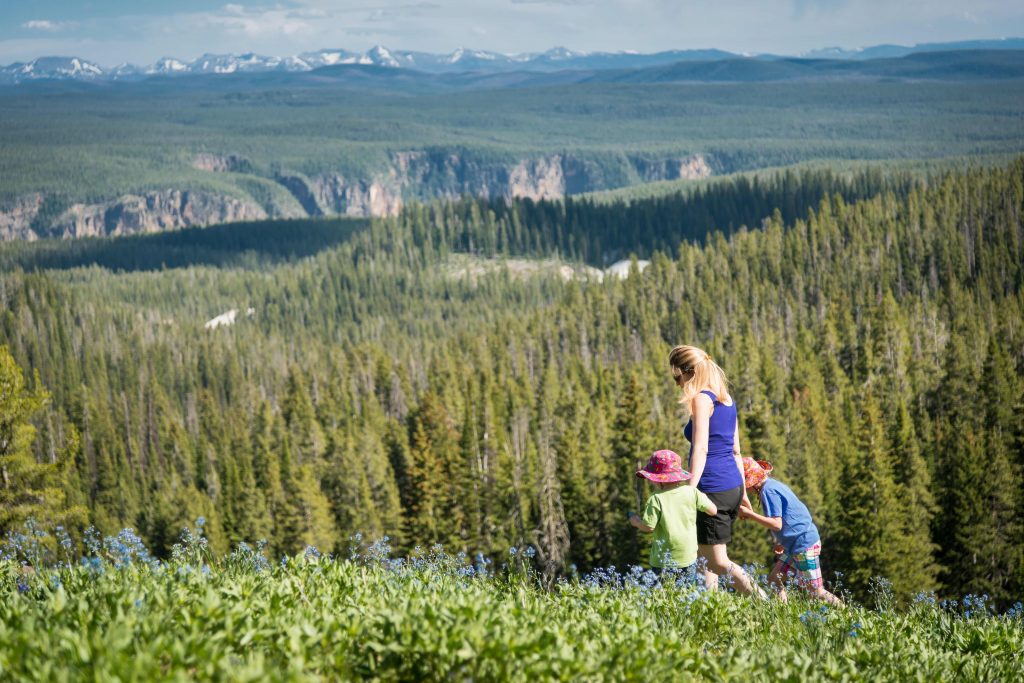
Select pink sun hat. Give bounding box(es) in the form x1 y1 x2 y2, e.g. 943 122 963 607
636 449 693 483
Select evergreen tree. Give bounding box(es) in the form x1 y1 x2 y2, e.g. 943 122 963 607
609 373 656 567
0 346 84 534
889 398 940 595
834 390 905 597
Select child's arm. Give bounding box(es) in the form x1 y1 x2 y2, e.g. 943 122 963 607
733 419 753 510
627 511 654 533
695 490 718 517
738 505 783 532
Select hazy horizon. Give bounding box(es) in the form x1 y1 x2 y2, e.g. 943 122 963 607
1 1 1023 66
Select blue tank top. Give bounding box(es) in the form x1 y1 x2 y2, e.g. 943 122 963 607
683 390 742 493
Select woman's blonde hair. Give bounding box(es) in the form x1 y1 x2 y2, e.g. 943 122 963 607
668 345 731 410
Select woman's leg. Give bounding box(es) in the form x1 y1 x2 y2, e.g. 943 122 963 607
696 546 719 590
699 543 765 597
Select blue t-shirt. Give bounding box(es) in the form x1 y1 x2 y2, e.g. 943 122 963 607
759 479 820 556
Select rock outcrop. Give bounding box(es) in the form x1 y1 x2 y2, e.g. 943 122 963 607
0 194 46 241
1 151 711 240
632 154 712 182
192 153 253 174
0 190 266 240
308 175 403 217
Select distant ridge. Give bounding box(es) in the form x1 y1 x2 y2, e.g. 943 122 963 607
2 38 1022 85
801 37 1024 60
0 46 737 85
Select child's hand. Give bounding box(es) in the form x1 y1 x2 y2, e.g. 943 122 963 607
627 511 638 522
737 506 752 520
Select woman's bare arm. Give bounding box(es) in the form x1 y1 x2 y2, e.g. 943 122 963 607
733 417 752 508
686 393 713 488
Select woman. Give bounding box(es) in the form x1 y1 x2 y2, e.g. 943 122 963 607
669 344 763 596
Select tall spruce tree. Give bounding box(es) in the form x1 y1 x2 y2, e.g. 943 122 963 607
0 346 84 534
610 373 656 568
835 389 905 598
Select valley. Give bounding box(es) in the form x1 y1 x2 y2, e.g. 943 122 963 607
2 61 1023 239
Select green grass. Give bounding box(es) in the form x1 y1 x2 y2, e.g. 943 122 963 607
1 539 1022 682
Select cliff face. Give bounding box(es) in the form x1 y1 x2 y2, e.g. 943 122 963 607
295 151 710 217
1 151 710 240
0 190 266 240
0 194 46 241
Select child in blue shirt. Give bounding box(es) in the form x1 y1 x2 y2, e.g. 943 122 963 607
738 457 843 606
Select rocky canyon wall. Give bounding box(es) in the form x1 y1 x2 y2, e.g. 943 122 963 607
1 152 711 240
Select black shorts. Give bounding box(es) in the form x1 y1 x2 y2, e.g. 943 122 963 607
696 485 743 545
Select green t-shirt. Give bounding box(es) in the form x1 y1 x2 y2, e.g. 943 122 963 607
642 485 714 568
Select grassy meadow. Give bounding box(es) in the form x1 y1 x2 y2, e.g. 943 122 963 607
1 526 1022 682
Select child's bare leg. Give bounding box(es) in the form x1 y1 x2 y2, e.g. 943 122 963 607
700 544 766 598
810 586 844 607
768 565 788 603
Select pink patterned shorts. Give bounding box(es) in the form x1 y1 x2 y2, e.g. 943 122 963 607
773 541 824 589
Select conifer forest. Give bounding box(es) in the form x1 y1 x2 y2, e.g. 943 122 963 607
2 160 1022 607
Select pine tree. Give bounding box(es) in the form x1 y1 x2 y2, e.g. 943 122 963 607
834 390 905 598
609 373 656 567
889 398 940 595
0 346 85 534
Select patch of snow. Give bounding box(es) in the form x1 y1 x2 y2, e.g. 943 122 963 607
604 259 650 279
205 309 238 330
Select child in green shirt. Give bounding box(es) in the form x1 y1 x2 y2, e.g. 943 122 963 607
628 449 717 577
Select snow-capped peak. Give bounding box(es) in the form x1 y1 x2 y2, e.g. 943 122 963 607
148 57 188 74
446 48 499 64
367 45 400 67
541 47 585 60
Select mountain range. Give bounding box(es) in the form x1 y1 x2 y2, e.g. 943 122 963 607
2 38 1023 85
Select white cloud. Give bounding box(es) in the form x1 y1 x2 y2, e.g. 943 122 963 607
191 6 316 38
3 1 1024 66
22 20 63 31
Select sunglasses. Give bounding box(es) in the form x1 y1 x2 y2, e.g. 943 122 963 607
672 366 694 384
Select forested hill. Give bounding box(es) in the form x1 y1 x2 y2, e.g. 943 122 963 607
0 166 907 272
1 159 1022 604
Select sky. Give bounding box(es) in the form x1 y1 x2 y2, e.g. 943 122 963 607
1 0 1022 66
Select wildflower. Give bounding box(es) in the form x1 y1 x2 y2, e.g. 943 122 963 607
17 580 30 594
196 517 206 528
524 546 536 559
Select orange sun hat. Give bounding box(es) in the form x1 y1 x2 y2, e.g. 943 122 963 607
741 457 774 489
